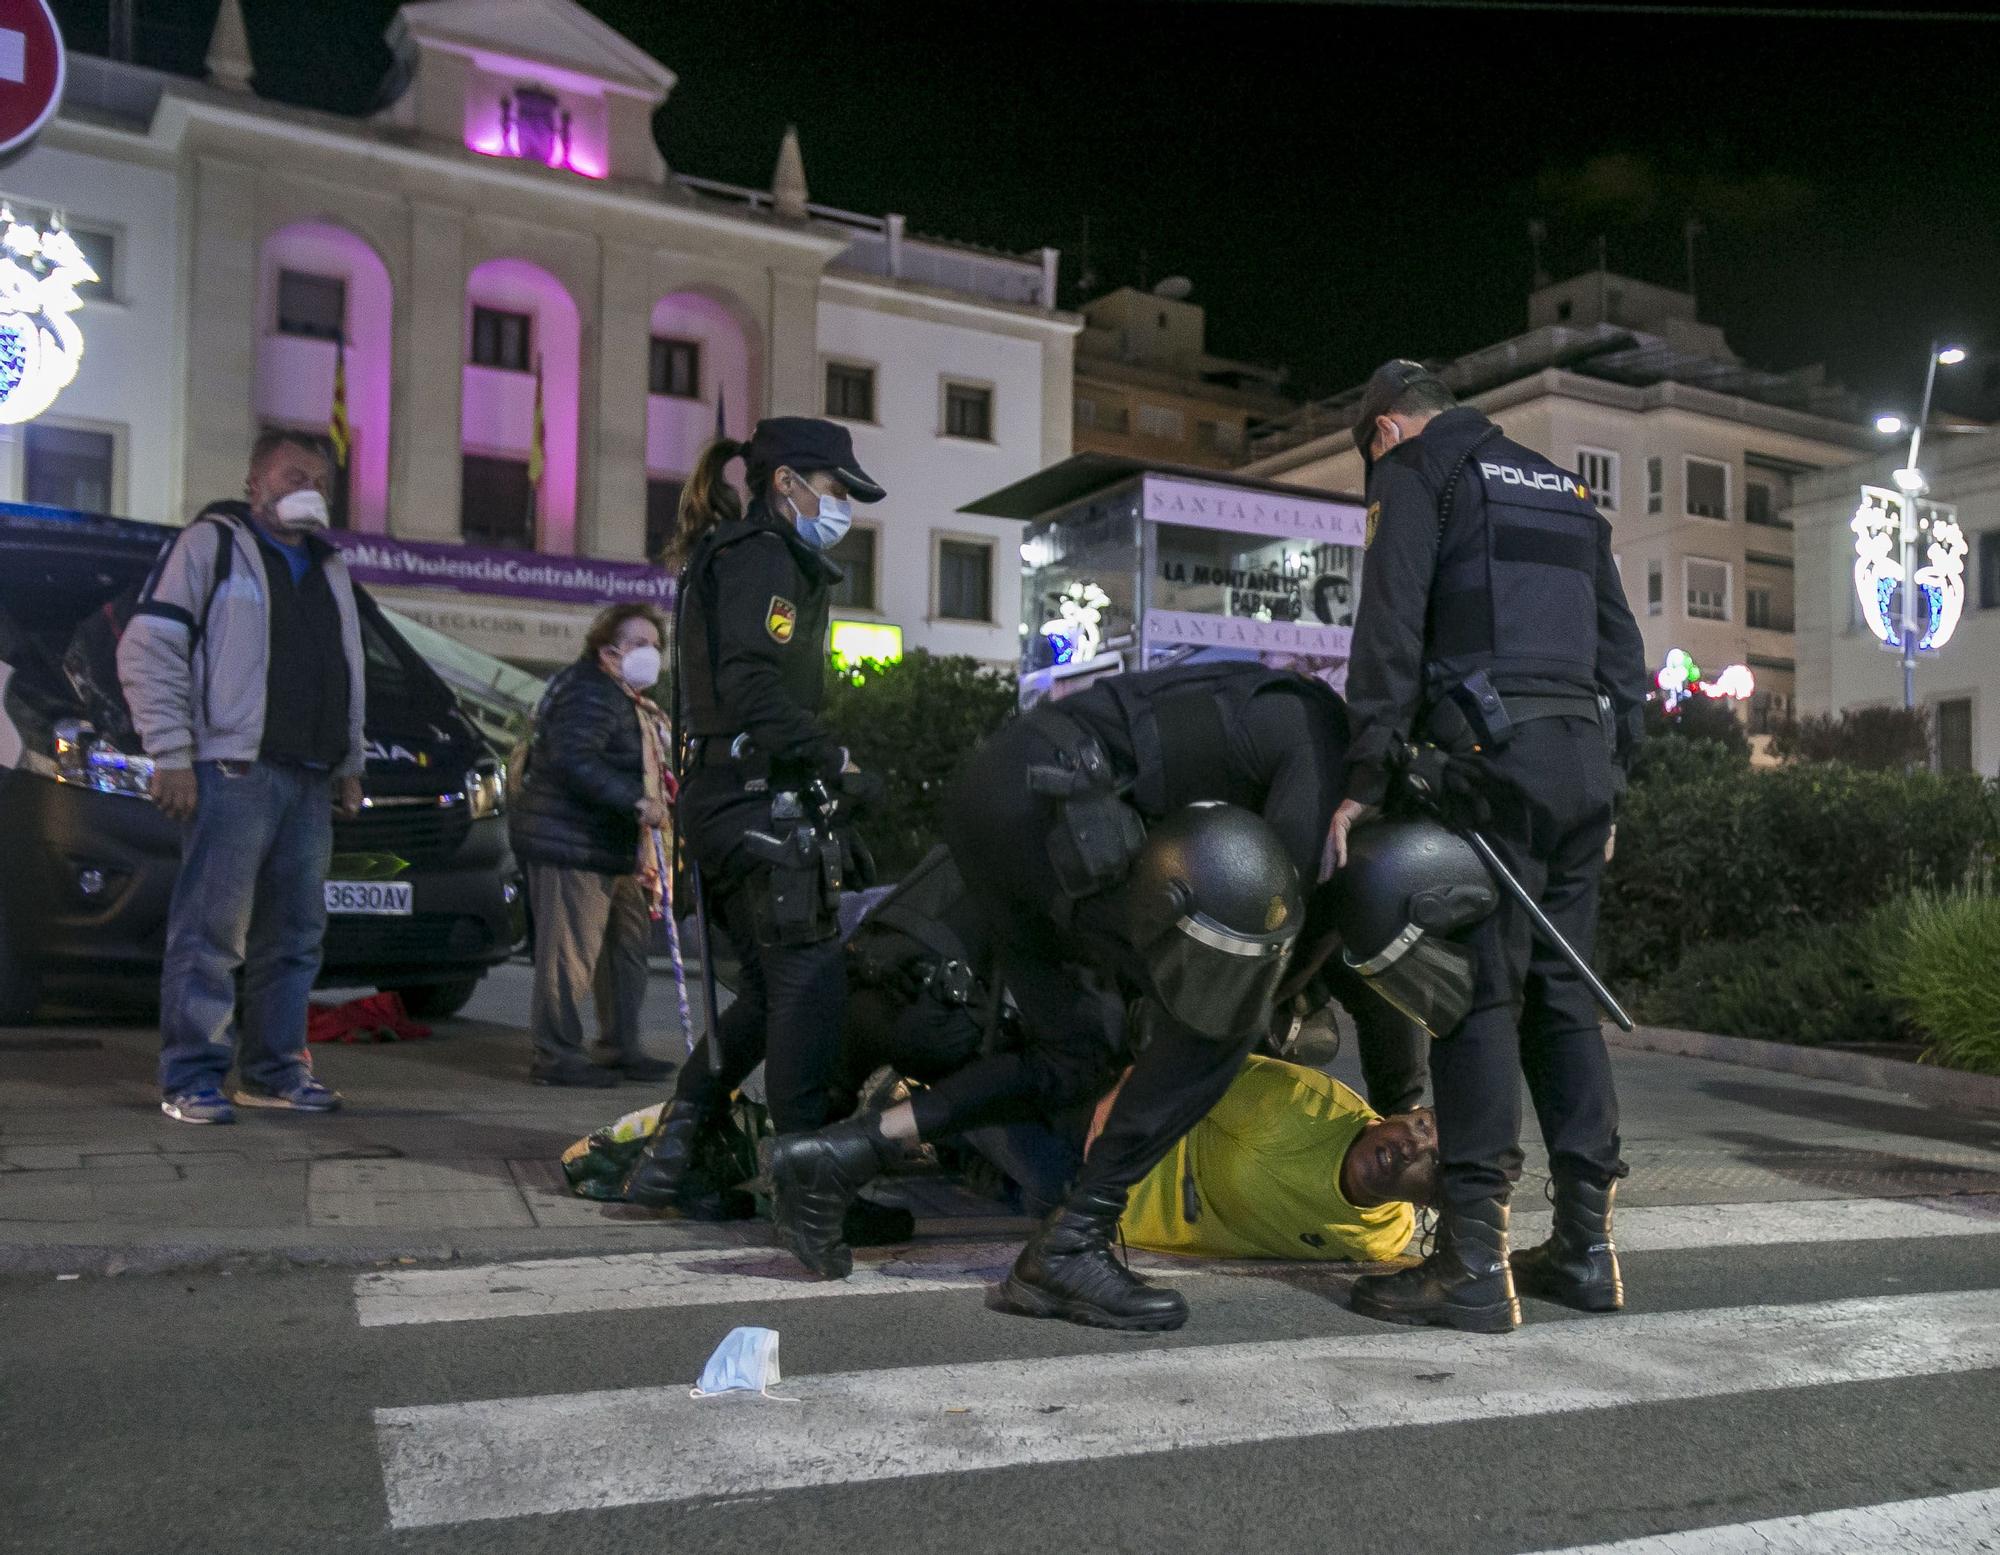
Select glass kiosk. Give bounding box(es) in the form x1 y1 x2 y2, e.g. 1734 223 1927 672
961 454 1368 707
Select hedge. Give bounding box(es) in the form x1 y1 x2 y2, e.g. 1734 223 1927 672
820 650 1019 879
1879 892 2000 1075
1600 747 1998 987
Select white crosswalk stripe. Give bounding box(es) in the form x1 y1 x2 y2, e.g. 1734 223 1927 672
1525 1487 2000 1553
354 1193 2000 1327
372 1287 2000 1530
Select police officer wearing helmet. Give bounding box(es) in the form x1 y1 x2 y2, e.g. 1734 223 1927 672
1325 361 1650 1334
767 659 1358 1329
621 418 889 1216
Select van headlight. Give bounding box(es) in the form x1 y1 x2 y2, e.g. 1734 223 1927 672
466 759 505 820
44 719 157 800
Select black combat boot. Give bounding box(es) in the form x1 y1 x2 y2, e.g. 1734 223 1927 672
767 1117 901 1279
1511 1176 1623 1312
1349 1196 1520 1334
619 1100 709 1210
999 1186 1189 1332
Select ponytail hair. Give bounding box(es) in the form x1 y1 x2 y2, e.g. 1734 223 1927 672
663 436 744 570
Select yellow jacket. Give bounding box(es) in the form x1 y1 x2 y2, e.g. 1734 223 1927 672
1120 1057 1415 1262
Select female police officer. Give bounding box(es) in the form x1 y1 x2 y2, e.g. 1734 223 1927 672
621 417 886 1212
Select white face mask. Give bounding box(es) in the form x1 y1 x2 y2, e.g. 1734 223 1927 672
618 644 663 689
272 489 331 530
787 479 853 550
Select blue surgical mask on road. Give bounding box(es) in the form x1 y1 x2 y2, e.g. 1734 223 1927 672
691 1326 795 1401
787 481 853 551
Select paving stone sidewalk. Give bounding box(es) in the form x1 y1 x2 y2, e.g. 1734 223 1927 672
4 961 1998 1275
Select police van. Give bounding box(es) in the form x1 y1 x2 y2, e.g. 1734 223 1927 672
0 501 526 1023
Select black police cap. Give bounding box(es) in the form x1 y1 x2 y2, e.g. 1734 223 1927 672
1351 359 1447 460
745 417 886 503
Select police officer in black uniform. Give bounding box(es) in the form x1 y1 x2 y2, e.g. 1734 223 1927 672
767 659 1369 1328
1328 361 1650 1334
621 418 887 1213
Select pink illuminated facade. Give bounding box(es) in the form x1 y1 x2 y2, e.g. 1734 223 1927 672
25 0 1075 669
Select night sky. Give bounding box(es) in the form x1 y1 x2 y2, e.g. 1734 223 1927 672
55 0 2000 420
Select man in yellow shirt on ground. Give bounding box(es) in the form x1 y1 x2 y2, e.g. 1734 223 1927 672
1108 1054 1433 1264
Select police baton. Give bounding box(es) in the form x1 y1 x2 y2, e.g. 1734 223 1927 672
1456 827 1634 1032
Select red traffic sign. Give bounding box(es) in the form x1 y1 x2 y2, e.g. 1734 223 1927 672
0 0 62 159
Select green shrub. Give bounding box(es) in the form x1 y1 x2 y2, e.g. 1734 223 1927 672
1601 761 1998 986
1880 892 2000 1075
1640 696 1751 766
1770 707 1932 771
1635 906 1908 1047
821 650 1018 878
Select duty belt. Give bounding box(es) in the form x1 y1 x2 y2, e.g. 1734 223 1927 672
1499 692 1602 724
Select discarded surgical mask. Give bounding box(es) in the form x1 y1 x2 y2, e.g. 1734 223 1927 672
691 1325 796 1401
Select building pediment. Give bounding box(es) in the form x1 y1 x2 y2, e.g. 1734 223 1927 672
391 0 676 101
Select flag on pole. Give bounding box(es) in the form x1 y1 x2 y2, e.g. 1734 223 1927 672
327 333 351 468
715 386 727 440
527 353 547 489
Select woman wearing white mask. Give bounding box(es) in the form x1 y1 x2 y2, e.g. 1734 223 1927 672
621 418 895 1245
510 602 677 1086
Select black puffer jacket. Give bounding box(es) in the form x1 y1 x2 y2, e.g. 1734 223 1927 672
508 656 650 876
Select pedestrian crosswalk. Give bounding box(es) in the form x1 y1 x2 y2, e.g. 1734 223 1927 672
356 1193 2000 1547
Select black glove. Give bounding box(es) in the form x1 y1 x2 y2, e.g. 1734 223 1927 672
838 767 888 816
1395 742 1496 828
842 829 880 889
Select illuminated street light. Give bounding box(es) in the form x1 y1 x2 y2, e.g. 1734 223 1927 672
1892 466 1929 495
1875 414 1905 435
1937 346 1968 366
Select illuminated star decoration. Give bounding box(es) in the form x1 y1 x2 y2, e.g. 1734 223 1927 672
1041 581 1111 665
0 209 96 426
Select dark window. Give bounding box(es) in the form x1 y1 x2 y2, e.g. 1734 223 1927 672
1646 559 1663 615
1556 299 1573 321
825 362 875 422
1745 479 1788 528
1746 587 1773 630
470 307 532 372
460 454 535 547
68 228 115 298
826 527 878 612
1978 531 2000 610
1937 698 1973 773
937 538 992 622
277 270 347 341
644 477 684 563
945 382 992 440
23 424 114 512
1646 455 1663 515
649 337 701 399
1686 457 1729 519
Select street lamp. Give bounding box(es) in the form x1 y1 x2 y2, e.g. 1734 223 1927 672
1860 342 1969 709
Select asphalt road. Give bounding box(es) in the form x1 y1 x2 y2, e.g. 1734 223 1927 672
5 1208 1999 1555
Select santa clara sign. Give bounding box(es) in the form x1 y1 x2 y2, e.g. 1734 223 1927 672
0 0 63 160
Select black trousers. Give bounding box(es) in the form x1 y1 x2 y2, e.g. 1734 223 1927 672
925 715 1251 1205
668 863 847 1136
1431 718 1626 1210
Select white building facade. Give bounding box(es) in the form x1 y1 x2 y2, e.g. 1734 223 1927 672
1791 437 2000 776
3 0 1076 668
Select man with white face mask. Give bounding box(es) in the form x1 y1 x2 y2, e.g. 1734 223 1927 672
119 431 367 1123
510 603 678 1086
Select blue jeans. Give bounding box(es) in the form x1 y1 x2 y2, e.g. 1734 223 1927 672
158 761 333 1097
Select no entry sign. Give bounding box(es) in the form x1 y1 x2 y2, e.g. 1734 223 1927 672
0 0 62 159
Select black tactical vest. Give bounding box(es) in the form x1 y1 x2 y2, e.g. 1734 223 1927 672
676 512 834 740
1424 427 1606 695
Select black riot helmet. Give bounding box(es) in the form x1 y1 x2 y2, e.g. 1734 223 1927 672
1111 802 1303 1039
1334 818 1498 1039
